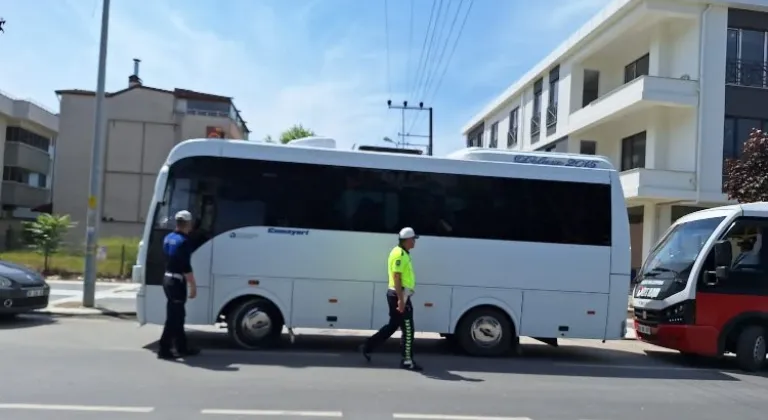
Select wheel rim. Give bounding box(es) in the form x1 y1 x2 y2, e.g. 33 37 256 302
470 316 502 348
240 306 272 342
753 335 766 362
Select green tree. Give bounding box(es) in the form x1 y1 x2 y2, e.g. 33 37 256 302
22 214 76 274
279 124 316 144
724 128 768 203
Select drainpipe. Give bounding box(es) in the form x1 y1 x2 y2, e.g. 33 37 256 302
694 5 712 204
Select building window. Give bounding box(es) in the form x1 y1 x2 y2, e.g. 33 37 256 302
624 54 650 83
186 100 231 117
723 116 768 161
466 123 484 147
583 70 600 107
726 28 768 88
580 140 597 155
531 79 543 142
620 132 646 171
547 66 559 133
489 122 498 148
2 166 47 188
5 126 51 151
507 107 519 147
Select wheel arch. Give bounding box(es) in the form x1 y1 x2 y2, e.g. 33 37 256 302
450 297 519 337
216 289 288 326
717 311 768 355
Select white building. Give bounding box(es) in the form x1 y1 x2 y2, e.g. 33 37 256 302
462 0 768 272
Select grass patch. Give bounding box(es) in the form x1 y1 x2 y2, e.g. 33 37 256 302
0 237 140 278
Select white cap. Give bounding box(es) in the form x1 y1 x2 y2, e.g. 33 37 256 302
398 227 418 240
174 210 192 221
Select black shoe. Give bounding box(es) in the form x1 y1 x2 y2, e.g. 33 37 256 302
359 344 371 362
177 348 201 357
400 360 423 371
157 350 178 360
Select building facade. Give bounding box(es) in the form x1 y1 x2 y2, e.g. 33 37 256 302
0 90 57 217
54 60 250 240
462 0 768 273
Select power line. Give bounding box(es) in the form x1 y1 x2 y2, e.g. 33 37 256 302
404 0 414 93
410 0 445 102
413 0 456 103
408 0 438 99
384 0 392 97
425 0 474 102
419 0 464 103
408 0 474 132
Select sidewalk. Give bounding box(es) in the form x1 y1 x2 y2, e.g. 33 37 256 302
38 283 139 317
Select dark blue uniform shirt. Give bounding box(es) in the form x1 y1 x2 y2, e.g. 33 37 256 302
163 231 193 275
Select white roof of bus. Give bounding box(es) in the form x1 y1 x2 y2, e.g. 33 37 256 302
164 139 615 184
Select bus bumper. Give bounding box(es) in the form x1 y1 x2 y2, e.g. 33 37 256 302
634 320 719 356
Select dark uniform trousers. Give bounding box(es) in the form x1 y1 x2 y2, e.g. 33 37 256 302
159 274 188 353
365 290 415 361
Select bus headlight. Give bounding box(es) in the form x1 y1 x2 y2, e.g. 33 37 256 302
664 300 695 325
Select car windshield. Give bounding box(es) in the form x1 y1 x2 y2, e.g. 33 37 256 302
641 216 726 276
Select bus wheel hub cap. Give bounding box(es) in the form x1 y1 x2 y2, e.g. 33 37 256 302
242 308 271 340
471 316 502 347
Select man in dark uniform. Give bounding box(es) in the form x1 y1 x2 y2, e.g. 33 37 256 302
360 227 423 371
157 210 201 360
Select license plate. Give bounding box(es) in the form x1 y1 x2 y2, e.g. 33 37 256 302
26 288 45 297
637 324 652 335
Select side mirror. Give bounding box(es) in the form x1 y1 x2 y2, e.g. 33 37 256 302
713 240 732 267
713 240 732 281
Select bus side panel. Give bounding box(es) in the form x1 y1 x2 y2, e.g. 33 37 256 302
605 274 631 339
520 290 608 339
609 172 631 276
373 283 453 333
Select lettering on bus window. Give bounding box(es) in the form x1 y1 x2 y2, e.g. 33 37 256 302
155 156 612 247
513 154 599 168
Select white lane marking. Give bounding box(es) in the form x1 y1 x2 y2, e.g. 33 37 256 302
201 409 343 417
393 415 530 420
552 362 708 371
0 403 154 413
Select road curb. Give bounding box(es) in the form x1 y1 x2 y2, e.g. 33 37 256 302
36 308 137 319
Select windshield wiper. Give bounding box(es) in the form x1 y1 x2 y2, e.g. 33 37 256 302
646 266 686 283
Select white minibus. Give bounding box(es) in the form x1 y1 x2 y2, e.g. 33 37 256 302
133 138 630 356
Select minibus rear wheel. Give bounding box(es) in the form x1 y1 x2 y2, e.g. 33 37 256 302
455 306 514 357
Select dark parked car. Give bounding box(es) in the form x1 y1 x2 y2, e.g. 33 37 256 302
0 260 50 318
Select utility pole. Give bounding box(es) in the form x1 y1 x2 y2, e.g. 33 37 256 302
83 0 111 308
387 100 434 155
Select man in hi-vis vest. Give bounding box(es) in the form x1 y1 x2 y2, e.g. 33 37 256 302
360 227 423 371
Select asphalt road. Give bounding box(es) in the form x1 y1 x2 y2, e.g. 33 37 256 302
0 315 766 420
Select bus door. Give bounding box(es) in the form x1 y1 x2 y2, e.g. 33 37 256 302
696 217 768 341
145 166 217 325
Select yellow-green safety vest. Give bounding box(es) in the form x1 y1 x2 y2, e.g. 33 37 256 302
388 246 415 290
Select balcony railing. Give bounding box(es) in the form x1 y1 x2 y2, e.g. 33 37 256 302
507 128 518 147
726 59 767 88
546 105 557 128
531 115 541 138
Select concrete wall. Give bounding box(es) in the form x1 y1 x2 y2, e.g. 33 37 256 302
54 88 244 242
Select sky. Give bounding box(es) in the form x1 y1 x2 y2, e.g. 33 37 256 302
0 0 612 156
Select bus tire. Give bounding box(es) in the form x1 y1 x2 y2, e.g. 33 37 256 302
455 306 513 357
227 298 283 350
735 325 766 372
